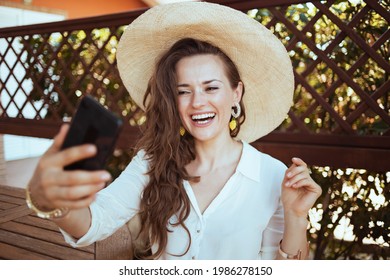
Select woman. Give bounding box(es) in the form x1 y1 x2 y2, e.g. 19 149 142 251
26 2 322 260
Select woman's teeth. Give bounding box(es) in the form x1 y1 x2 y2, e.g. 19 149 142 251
191 113 216 122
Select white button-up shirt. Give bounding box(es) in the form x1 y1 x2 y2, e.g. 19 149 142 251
62 141 286 259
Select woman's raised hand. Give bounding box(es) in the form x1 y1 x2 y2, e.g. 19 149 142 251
27 124 112 211
281 157 322 219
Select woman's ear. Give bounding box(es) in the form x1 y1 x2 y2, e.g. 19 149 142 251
233 81 243 103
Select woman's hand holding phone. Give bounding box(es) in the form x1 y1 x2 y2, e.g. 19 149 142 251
28 124 112 212
28 96 121 212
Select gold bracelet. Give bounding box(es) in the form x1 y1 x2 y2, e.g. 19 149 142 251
278 240 303 260
25 186 69 219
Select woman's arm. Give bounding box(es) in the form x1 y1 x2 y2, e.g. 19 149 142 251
27 124 112 238
278 157 322 259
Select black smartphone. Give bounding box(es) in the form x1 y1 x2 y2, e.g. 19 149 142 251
61 95 123 171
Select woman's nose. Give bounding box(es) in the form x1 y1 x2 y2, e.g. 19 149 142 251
191 88 206 108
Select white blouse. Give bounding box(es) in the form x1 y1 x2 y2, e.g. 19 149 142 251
61 141 286 260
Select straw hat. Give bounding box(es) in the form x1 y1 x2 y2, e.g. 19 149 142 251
117 1 294 143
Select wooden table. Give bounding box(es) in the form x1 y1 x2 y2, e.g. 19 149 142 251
0 184 133 259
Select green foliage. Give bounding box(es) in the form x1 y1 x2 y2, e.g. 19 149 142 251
251 1 389 135
106 148 135 181
309 167 389 259
23 27 138 121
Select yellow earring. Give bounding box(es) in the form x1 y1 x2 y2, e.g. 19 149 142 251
180 126 186 136
229 118 237 131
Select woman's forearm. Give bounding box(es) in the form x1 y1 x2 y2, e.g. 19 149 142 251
277 212 309 260
53 207 92 239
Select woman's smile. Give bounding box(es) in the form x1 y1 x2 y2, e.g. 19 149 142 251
191 112 216 126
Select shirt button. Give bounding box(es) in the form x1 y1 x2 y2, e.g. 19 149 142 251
197 229 200 233
192 256 196 260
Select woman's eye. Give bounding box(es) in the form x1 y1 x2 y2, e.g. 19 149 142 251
178 90 190 95
206 87 218 92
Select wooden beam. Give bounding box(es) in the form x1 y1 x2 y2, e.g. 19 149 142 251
0 118 141 149
252 142 390 172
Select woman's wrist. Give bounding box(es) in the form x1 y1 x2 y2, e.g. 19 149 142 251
25 185 69 219
278 210 310 259
284 210 309 229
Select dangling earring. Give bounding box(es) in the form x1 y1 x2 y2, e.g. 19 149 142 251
230 102 241 131
229 118 237 131
231 102 241 118
180 126 186 137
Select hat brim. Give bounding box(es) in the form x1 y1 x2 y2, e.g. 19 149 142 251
117 2 294 143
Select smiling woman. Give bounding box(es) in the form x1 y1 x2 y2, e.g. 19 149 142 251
25 2 322 260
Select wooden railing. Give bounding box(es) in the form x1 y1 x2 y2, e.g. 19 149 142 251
0 0 389 171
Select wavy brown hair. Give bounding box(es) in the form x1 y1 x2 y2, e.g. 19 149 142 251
134 38 246 259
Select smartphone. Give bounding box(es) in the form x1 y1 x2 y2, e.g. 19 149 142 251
61 95 123 171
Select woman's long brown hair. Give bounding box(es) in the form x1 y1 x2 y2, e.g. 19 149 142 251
134 38 246 259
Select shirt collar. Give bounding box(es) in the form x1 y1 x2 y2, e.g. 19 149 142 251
236 141 262 183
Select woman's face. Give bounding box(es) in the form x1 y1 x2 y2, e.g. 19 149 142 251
176 54 242 143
